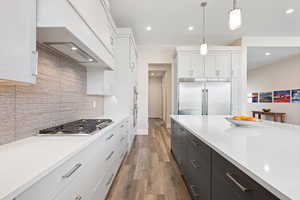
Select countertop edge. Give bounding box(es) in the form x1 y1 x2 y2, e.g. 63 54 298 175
170 115 291 200
1 115 130 200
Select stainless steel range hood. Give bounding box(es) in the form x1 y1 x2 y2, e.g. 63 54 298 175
45 42 96 63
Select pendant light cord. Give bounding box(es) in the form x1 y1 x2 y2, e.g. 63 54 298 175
233 0 237 9
201 2 207 43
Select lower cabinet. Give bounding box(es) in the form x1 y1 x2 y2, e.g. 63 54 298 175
211 152 279 200
171 120 279 200
184 132 211 200
15 118 130 200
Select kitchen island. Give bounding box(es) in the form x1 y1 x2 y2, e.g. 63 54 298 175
171 115 300 200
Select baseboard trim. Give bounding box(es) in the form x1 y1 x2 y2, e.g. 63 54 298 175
137 129 148 135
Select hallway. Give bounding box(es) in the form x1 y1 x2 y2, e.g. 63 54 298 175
106 119 191 200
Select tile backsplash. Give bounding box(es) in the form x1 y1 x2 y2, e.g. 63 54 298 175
0 47 104 145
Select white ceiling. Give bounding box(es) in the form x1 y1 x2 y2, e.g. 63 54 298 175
149 70 165 78
110 0 300 45
247 47 300 70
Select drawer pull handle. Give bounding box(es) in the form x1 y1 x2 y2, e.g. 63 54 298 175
120 125 125 128
106 174 114 186
226 172 250 192
191 139 199 147
120 136 126 142
75 195 82 200
106 134 114 141
62 163 82 179
106 151 115 161
190 160 200 169
190 185 200 197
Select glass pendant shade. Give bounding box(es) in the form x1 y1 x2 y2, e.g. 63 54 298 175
229 8 242 30
200 43 208 55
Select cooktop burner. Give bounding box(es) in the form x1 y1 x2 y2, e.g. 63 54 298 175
38 119 113 136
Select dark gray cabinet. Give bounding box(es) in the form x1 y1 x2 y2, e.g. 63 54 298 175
171 120 279 200
212 151 279 200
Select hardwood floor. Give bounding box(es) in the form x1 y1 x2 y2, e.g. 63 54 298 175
106 119 191 200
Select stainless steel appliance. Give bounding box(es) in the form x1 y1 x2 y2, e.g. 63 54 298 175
133 86 138 128
178 81 231 115
37 119 113 136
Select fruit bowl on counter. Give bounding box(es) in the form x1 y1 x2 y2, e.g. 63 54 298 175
225 116 262 127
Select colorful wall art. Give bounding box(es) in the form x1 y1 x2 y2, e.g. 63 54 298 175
251 93 258 103
292 89 300 103
259 92 272 103
250 89 300 104
274 90 291 103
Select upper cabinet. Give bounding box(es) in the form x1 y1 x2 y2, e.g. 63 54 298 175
0 0 38 84
37 0 116 70
176 46 241 80
67 0 116 56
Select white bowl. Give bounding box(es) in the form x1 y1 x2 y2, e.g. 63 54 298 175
225 117 262 127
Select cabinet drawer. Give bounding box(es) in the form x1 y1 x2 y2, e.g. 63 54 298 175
212 151 279 200
15 138 105 200
186 132 211 164
185 133 211 200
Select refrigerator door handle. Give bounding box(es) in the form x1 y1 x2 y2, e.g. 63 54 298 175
201 89 205 115
202 89 208 115
206 89 209 115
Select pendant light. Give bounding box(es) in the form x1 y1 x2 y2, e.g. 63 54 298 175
200 2 208 55
229 0 242 30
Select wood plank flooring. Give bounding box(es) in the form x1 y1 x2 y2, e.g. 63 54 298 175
106 119 191 200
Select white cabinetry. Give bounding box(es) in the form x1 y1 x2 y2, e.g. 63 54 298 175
104 28 137 150
67 0 116 56
176 47 238 80
37 0 116 70
86 68 115 96
15 119 129 200
177 53 204 78
0 0 37 84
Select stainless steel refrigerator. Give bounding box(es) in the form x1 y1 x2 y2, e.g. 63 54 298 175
178 81 232 115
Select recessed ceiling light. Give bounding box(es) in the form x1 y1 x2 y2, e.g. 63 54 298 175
71 46 78 51
151 73 155 76
88 58 94 62
265 52 271 56
146 26 152 31
188 26 194 31
286 9 295 14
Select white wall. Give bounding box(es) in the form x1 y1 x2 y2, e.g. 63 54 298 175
136 45 175 135
242 37 300 114
247 55 300 124
148 77 163 118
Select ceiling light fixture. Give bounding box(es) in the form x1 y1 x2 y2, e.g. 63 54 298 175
88 58 94 62
229 0 242 30
188 26 194 31
146 26 152 31
151 73 155 76
286 8 295 14
200 2 208 55
71 46 78 51
265 52 271 56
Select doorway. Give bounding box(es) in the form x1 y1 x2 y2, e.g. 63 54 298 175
148 63 172 128
148 71 165 119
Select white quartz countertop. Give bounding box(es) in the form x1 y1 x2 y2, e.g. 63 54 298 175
171 115 300 200
0 114 129 200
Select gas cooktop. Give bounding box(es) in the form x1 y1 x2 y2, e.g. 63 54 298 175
37 119 113 136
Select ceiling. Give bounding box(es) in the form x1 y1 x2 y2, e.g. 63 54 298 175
149 70 165 78
110 0 300 45
247 47 300 70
